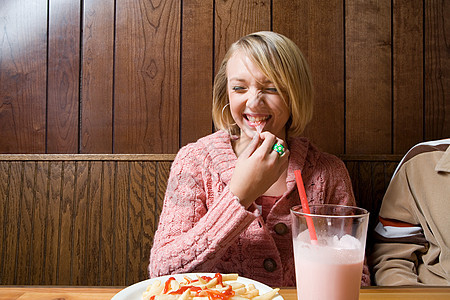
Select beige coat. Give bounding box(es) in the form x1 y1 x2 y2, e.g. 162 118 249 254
370 139 450 286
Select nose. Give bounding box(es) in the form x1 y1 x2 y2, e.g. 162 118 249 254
246 89 264 108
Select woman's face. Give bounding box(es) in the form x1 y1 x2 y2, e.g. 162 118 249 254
226 51 290 142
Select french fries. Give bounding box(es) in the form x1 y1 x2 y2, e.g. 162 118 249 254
142 273 280 300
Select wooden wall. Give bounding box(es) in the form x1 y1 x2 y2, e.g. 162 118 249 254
0 0 448 155
0 154 400 286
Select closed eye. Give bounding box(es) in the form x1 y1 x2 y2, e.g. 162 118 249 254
231 86 247 92
265 87 278 93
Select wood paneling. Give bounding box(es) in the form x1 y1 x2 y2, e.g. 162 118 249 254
0 0 47 153
274 0 345 154
346 0 392 154
47 0 81 153
180 1 214 146
0 0 448 155
393 0 424 154
0 155 172 286
214 0 271 70
114 0 180 153
425 0 450 140
80 0 115 153
0 154 399 286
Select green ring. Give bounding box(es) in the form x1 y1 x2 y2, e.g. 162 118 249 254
272 143 285 156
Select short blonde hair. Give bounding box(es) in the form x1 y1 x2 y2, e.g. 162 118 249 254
212 31 313 138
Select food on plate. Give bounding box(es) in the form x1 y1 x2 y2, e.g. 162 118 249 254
142 273 280 300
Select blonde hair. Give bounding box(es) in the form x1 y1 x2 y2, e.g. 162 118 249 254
212 31 314 138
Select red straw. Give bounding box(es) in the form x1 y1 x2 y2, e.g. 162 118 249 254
294 170 318 245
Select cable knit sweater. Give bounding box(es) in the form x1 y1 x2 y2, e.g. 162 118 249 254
149 130 371 286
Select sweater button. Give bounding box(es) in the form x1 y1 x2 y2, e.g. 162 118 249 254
274 222 288 235
263 258 277 272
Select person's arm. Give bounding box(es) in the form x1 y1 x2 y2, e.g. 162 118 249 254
148 145 257 277
369 169 428 286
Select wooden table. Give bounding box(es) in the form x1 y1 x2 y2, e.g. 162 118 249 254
0 286 449 300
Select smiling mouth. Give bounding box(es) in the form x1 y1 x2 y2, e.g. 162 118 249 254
245 114 271 124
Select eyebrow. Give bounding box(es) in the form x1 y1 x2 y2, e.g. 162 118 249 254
228 77 273 84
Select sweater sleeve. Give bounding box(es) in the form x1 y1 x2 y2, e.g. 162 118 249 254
369 168 428 286
148 145 257 277
317 152 356 207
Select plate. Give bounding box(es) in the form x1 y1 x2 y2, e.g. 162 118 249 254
111 273 283 300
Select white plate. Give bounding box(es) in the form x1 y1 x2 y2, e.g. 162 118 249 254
111 273 283 300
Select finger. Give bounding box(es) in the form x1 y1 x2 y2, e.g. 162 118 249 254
239 133 261 158
270 140 288 157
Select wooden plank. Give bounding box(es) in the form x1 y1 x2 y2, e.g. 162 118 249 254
0 162 11 284
47 0 81 153
113 162 128 285
214 0 271 72
141 161 157 281
72 161 89 285
0 0 47 153
114 0 181 153
127 162 144 284
85 162 103 285
29 161 49 285
80 0 115 153
3 162 23 284
181 0 214 146
424 0 450 140
274 0 345 154
99 161 115 286
57 161 76 284
0 154 177 161
346 0 392 154
393 0 424 154
15 162 35 284
43 161 63 284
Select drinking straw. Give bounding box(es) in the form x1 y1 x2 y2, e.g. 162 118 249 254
294 170 318 245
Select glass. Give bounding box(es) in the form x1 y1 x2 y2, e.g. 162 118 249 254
290 204 369 300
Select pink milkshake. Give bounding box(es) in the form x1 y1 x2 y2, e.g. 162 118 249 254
291 204 369 300
293 231 364 300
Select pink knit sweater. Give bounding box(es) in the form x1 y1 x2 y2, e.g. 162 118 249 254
148 130 371 286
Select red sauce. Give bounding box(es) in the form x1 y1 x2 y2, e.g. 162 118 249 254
158 274 234 300
204 286 235 300
163 277 176 294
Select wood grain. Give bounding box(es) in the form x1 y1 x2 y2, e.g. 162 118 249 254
0 161 10 283
30 161 49 285
80 0 115 153
114 161 128 285
1 0 449 155
47 0 81 153
58 161 76 284
85 162 102 285
141 161 157 281
0 154 400 285
128 161 144 285
15 161 35 284
424 0 450 140
346 0 392 154
214 0 271 72
1 286 450 300
274 0 345 154
393 0 424 154
99 161 116 286
114 0 181 153
0 0 47 153
181 0 214 147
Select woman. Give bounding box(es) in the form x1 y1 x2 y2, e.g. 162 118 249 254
149 31 370 286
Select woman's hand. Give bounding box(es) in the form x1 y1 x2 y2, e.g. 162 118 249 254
229 132 289 208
